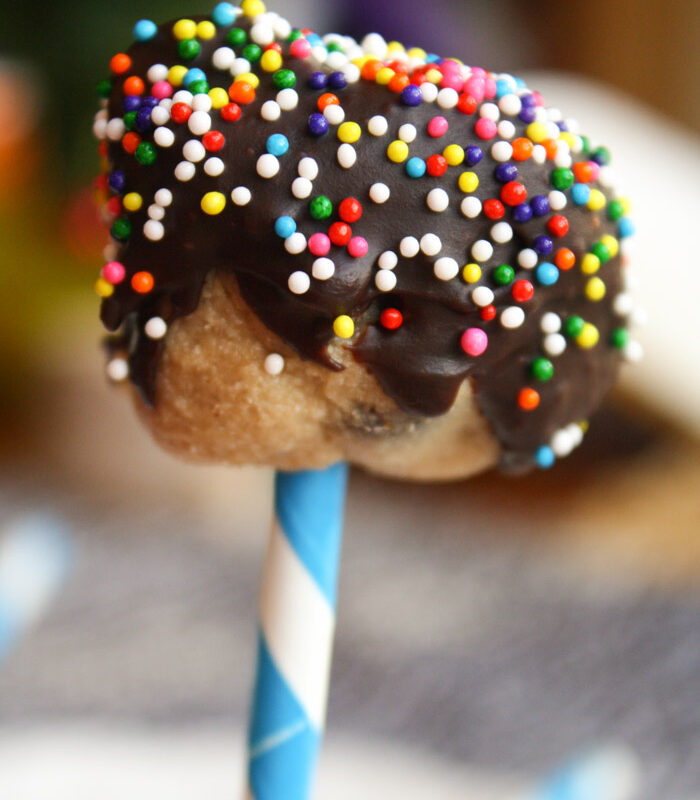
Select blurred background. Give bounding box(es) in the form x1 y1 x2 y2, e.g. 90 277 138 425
0 1 699 798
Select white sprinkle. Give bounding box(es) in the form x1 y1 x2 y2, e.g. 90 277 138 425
261 100 281 121
479 102 500 121
567 423 584 448
103 243 118 261
212 46 235 70
231 186 252 205
158 98 173 111
369 183 390 204
183 139 206 162
143 220 164 241
175 161 196 181
421 83 438 103
147 64 168 83
291 177 313 199
264 353 285 375
472 286 494 307
540 312 562 333
362 32 388 58
324 104 345 125
426 188 449 213
631 307 647 327
398 123 417 143
548 107 563 122
188 110 211 135
497 120 516 139
491 141 513 162
147 204 165 220
548 190 567 210
150 106 170 125
437 87 458 109
420 233 442 256
251 21 275 45
552 429 575 458
434 257 459 281
277 88 299 110
285 232 307 254
613 292 634 316
342 62 361 84
532 144 547 164
106 358 129 382
543 332 567 356
172 90 193 105
92 115 107 139
153 126 175 147
311 45 328 64
554 151 572 168
598 166 616 187
326 50 348 70
231 58 251 77
273 16 292 39
490 222 513 244
545 121 560 140
375 270 397 292
471 239 493 262
145 317 167 339
192 93 212 112
368 115 388 136
312 257 335 280
337 143 356 169
204 157 225 176
500 306 525 329
257 153 280 178
399 237 420 258
155 188 173 207
623 340 644 363
498 93 522 116
378 251 398 270
298 157 318 180
288 270 310 293
461 196 482 218
518 248 538 269
106 118 125 141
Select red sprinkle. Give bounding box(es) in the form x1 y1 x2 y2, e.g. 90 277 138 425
457 94 478 115
380 308 403 329
202 130 225 151
121 132 141 153
512 279 534 303
483 199 505 220
480 304 497 321
171 102 193 124
221 102 242 122
547 214 570 237
500 181 527 206
338 197 362 223
426 154 448 177
328 221 352 246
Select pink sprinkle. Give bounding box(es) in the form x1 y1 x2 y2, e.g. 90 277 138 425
532 91 545 107
308 232 331 256
427 115 449 137
151 80 173 100
289 38 311 58
588 161 601 181
102 261 126 284
483 77 497 98
470 67 486 79
347 236 368 258
461 327 488 357
440 59 462 74
465 76 485 103
474 117 497 140
440 74 464 92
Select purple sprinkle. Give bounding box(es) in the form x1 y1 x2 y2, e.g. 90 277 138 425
400 84 423 106
518 107 536 124
465 145 483 166
512 202 533 223
533 235 554 255
531 195 550 216
141 96 159 109
308 71 327 90
135 107 153 132
308 112 329 136
328 71 347 90
495 163 518 182
123 96 141 112
521 93 536 108
108 170 126 193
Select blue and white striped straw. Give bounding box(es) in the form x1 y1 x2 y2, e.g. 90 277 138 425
247 463 349 800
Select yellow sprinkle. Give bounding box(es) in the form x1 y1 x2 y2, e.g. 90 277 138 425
167 65 188 87
201 192 226 215
425 68 442 84
580 253 600 274
352 55 373 68
462 263 482 283
587 189 606 211
600 234 619 257
579 419 590 434
95 277 114 298
338 121 361 144
526 122 548 143
585 277 606 301
122 192 142 212
172 19 197 40
558 131 578 149
576 323 599 349
209 87 229 109
458 171 479 193
620 196 632 215
333 315 355 339
387 140 409 163
197 20 216 39
407 47 427 60
241 0 266 16
386 41 406 53
234 71 260 88
260 49 283 72
375 67 395 85
443 144 465 166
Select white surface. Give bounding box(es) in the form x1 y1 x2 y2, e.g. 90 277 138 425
524 72 700 434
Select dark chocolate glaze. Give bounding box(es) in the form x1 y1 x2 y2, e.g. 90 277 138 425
98 11 630 470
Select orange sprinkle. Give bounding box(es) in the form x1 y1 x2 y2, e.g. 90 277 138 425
110 53 132 74
131 271 154 293
518 387 540 411
123 76 145 96
542 138 558 160
388 59 408 74
555 247 576 270
228 81 255 104
121 132 141 154
388 73 410 93
360 59 382 81
511 137 533 161
98 140 108 158
317 92 339 110
573 162 595 183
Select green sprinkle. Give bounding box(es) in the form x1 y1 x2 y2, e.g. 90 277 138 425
531 357 554 382
610 327 629 349
288 29 304 42
327 42 343 52
242 43 262 62
593 146 610 165
111 218 132 241
97 79 113 98
607 200 624 221
178 39 201 60
310 195 333 220
493 264 515 286
564 315 585 338
134 142 157 165
551 167 574 191
272 68 296 89
188 79 209 95
591 242 611 263
227 27 247 46
123 111 137 130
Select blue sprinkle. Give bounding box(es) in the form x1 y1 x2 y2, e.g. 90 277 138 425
571 183 591 205
123 95 141 113
426 53 440 63
514 76 526 89
533 235 554 255
308 113 329 136
495 163 518 183
306 33 323 47
512 203 533 223
308 72 328 90
400 85 423 107
266 133 289 156
135 107 153 132
535 446 555 469
108 170 126 193
183 68 207 88
531 195 550 216
133 19 158 42
212 2 237 26
328 71 347 90
618 217 635 238
536 262 559 286
495 78 514 97
405 157 426 178
141 96 159 109
465 145 483 166
275 216 296 238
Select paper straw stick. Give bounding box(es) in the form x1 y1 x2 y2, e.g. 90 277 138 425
247 462 349 800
